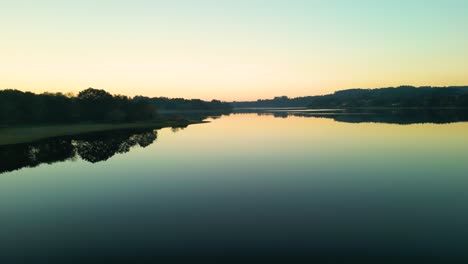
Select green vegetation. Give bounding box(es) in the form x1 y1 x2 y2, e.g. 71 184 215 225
307 86 468 109
0 87 232 126
0 88 159 125
0 120 202 146
0 87 232 145
231 86 468 108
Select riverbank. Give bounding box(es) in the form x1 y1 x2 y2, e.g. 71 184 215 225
0 119 204 146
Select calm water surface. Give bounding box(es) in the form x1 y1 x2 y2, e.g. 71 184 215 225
1 113 468 261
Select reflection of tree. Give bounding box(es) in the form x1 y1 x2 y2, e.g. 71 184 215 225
0 139 75 174
273 112 288 118
74 131 157 163
127 131 157 148
171 127 186 133
74 139 123 163
237 109 468 125
28 139 76 165
0 130 158 174
327 109 468 124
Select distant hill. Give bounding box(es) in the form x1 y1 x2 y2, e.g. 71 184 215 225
231 86 468 108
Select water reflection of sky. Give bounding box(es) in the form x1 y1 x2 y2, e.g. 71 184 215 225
1 114 468 260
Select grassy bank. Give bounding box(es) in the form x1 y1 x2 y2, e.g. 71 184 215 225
0 119 203 146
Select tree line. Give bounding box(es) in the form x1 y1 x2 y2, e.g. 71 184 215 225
0 88 158 125
0 88 233 125
307 86 468 108
231 86 468 108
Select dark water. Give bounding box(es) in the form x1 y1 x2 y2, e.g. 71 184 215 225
1 111 468 262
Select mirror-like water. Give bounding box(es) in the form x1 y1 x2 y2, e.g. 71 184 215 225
1 111 468 261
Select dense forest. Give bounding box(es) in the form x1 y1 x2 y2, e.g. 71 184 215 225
232 86 468 108
0 88 158 125
0 88 232 126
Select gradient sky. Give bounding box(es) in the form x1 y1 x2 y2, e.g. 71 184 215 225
1 0 467 100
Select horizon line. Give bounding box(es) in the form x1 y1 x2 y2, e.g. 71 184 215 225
2 84 468 102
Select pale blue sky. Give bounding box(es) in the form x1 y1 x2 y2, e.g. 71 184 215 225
1 0 467 100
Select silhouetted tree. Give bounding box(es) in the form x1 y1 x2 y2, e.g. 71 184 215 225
0 88 160 125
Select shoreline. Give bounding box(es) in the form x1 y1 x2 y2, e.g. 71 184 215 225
0 119 205 146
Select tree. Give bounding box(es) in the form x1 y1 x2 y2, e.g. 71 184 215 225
78 88 113 101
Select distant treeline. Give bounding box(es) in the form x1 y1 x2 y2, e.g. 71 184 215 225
232 86 468 108
0 88 233 125
134 96 232 112
307 86 468 108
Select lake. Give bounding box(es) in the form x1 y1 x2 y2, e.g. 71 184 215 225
1 111 468 262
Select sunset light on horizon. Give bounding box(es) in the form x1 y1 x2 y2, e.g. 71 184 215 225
1 0 467 100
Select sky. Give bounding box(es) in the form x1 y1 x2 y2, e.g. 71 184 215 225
1 0 467 101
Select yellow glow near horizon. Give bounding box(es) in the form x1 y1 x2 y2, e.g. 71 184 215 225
1 1 467 101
